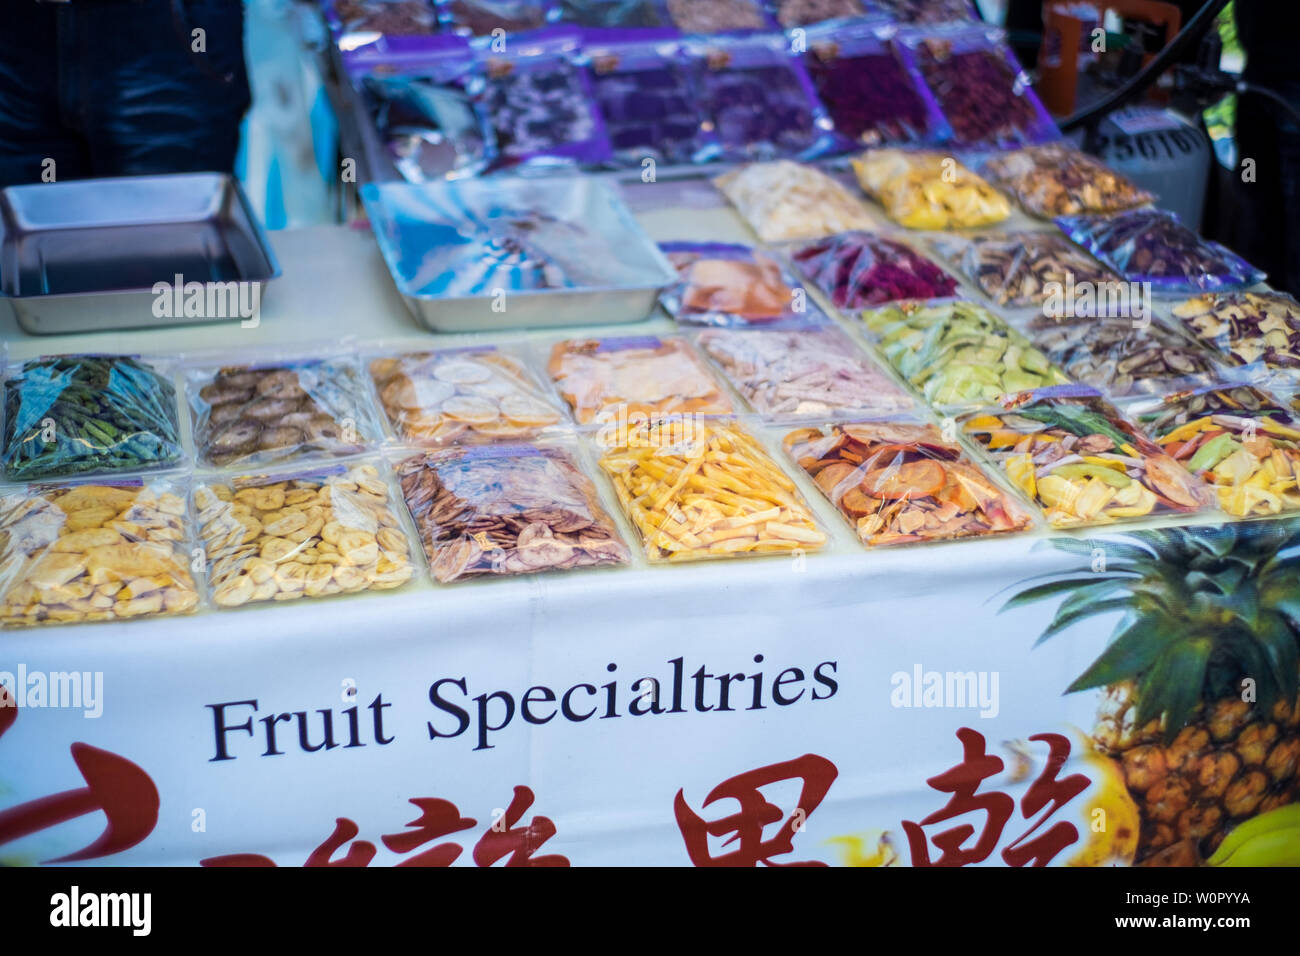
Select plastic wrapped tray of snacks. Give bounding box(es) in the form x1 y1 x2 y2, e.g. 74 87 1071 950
361 177 676 332
0 173 280 334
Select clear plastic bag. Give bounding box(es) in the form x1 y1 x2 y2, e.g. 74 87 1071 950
783 419 1032 546
195 461 416 607
788 230 958 308
714 160 879 242
862 301 1069 409
775 0 866 27
546 336 733 425
804 22 950 148
930 230 1117 307
873 0 977 23
2 354 183 481
1056 208 1266 293
851 149 1011 229
368 346 566 443
598 417 826 562
556 0 664 26
1028 316 1226 399
396 443 629 581
1171 291 1300 378
689 35 834 161
980 143 1153 219
0 476 198 627
584 36 718 166
898 27 1059 147
659 241 821 327
187 357 378 469
438 0 553 35
1133 385 1300 518
696 326 914 417
962 385 1212 527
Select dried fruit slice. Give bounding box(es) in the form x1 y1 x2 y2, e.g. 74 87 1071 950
861 459 945 500
441 396 499 424
435 360 493 385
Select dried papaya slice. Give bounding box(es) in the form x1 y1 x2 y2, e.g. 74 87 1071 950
861 459 946 500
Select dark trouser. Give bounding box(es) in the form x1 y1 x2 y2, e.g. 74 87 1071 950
0 0 250 187
1233 74 1300 297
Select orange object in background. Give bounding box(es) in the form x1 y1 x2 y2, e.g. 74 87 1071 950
1038 0 1181 116
682 257 792 320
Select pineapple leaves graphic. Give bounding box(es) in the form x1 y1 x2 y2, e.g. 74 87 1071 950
1003 521 1300 744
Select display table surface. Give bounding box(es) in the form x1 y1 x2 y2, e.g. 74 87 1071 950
2 196 1295 869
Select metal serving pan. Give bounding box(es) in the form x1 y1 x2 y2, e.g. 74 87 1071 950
361 177 676 333
0 173 280 335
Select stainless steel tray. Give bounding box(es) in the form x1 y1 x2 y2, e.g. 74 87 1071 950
0 173 280 335
361 177 676 333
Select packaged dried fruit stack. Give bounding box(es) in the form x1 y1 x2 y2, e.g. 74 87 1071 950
659 241 822 327
696 326 914 417
547 336 733 425
1172 291 1300 382
862 300 1069 410
851 148 1010 230
784 420 1031 546
664 0 770 33
369 347 564 443
1135 385 1300 518
2 354 182 481
188 358 375 469
583 34 718 166
980 143 1153 219
898 27 1058 147
0 478 198 627
396 444 629 581
1056 208 1266 294
1028 316 1225 400
438 0 552 35
962 385 1212 527
688 34 833 162
772 0 866 28
196 463 416 608
788 231 958 308
476 29 612 169
930 230 1118 309
598 418 825 561
714 161 879 242
330 0 439 35
803 21 950 149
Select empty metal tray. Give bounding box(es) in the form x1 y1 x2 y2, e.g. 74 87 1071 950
0 173 280 334
361 177 676 333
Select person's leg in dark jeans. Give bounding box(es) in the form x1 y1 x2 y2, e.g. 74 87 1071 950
0 0 250 188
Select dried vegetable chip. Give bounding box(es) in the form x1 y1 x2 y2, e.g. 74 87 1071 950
980 143 1153 218
789 231 958 308
547 337 733 424
3 355 182 481
599 418 826 561
196 463 416 608
369 348 564 443
481 52 610 167
397 444 629 581
697 327 914 416
715 160 878 242
0 479 198 627
659 242 811 326
930 230 1117 307
851 149 1010 230
963 386 1212 527
1028 317 1224 399
189 360 375 469
1056 208 1266 293
1172 291 1300 376
1136 386 1300 518
784 420 1031 545
862 301 1069 408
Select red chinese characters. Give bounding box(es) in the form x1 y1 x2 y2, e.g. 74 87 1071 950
902 728 1090 867
674 754 838 866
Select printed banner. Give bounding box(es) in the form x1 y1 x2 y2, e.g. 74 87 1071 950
3 518 1298 867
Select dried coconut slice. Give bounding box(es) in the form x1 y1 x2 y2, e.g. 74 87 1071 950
441 395 500 424
435 359 494 385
